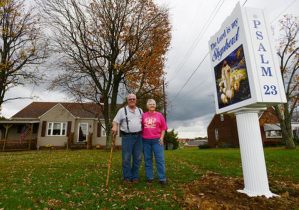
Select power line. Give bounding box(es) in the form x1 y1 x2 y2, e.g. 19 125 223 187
167 0 205 70
168 0 225 83
173 75 212 103
170 52 209 103
271 0 297 23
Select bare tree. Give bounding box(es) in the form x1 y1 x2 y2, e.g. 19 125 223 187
274 15 299 149
37 0 171 148
0 0 48 110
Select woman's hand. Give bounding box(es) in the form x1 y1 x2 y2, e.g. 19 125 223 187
159 138 164 145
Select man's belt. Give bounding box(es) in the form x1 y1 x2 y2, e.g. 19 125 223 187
121 131 142 135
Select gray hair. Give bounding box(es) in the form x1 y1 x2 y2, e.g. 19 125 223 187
147 99 156 106
127 93 136 99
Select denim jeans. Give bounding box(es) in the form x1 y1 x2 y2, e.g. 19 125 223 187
121 132 143 181
143 138 166 181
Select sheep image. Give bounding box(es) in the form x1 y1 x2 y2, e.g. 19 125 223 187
226 87 234 102
221 93 228 104
238 73 245 81
230 76 236 86
234 80 240 92
219 81 224 88
220 86 223 93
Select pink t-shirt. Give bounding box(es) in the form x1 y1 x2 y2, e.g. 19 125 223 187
142 112 168 139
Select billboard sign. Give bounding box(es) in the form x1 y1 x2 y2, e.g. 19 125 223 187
209 2 286 114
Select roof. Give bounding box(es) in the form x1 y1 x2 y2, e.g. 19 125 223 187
0 121 40 124
264 124 280 131
185 141 207 146
12 102 106 119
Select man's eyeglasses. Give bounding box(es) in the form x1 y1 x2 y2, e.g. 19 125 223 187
128 98 136 101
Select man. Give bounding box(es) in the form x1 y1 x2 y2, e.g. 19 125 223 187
112 94 143 184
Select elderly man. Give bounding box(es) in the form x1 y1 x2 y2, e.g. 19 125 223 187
112 94 143 184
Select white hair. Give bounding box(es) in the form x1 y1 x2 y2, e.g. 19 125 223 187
147 99 156 106
127 93 136 99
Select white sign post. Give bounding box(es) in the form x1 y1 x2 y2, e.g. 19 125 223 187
208 2 286 197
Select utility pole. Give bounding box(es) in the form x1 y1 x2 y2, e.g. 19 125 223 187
163 78 167 149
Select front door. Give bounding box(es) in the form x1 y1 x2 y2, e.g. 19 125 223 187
78 123 88 142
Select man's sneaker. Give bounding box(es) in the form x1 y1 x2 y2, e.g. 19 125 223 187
159 181 167 186
123 180 131 185
132 180 139 184
146 179 153 183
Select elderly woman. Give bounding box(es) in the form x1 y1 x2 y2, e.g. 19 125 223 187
142 99 167 185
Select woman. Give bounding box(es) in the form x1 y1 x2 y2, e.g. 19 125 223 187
142 99 167 185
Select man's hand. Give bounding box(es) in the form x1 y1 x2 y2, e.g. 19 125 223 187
112 121 118 136
159 138 164 146
112 126 117 136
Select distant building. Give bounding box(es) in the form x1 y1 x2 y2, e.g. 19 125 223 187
178 138 191 143
184 140 207 148
207 107 290 148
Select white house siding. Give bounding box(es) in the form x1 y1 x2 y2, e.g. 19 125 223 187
92 120 121 147
37 104 75 147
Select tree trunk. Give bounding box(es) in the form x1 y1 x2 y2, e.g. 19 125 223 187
275 105 296 149
105 78 121 150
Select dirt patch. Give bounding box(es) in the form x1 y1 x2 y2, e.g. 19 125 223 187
183 172 299 209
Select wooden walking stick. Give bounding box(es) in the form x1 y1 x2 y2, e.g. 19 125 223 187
106 132 116 188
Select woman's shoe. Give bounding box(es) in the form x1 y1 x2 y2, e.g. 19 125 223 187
159 181 167 186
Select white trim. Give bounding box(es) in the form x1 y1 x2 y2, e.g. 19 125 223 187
265 130 282 139
47 122 67 136
100 121 119 137
39 103 76 119
0 121 39 124
77 122 88 142
10 118 39 120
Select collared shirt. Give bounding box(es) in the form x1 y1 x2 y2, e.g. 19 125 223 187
113 106 143 133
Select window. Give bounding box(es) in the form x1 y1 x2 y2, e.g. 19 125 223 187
47 122 67 136
265 130 282 138
220 114 224 122
215 128 219 141
101 124 106 137
101 124 118 137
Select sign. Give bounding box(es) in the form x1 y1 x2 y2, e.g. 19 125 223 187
209 2 286 114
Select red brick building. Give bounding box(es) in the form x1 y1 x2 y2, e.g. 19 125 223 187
207 107 283 148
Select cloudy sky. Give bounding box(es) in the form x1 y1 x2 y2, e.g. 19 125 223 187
2 0 299 138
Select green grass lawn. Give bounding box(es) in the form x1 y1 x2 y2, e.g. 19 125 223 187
0 147 298 209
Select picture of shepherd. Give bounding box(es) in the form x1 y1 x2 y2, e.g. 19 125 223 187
215 44 251 109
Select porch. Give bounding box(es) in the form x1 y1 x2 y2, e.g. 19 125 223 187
0 121 39 152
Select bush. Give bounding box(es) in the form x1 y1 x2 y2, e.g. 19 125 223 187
70 145 87 150
277 140 286 146
263 141 278 147
166 129 179 150
293 138 299 146
219 142 234 148
198 144 211 149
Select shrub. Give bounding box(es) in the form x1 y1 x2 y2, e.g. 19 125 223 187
198 144 211 149
219 142 234 148
166 129 179 150
263 141 278 147
293 138 299 146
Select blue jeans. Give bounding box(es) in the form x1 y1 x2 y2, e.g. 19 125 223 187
121 133 143 181
143 138 166 181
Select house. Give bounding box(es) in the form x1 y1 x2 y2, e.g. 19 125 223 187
178 138 191 143
207 107 287 148
0 102 121 151
184 140 208 148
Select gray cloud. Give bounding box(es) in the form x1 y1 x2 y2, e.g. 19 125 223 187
2 0 299 138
